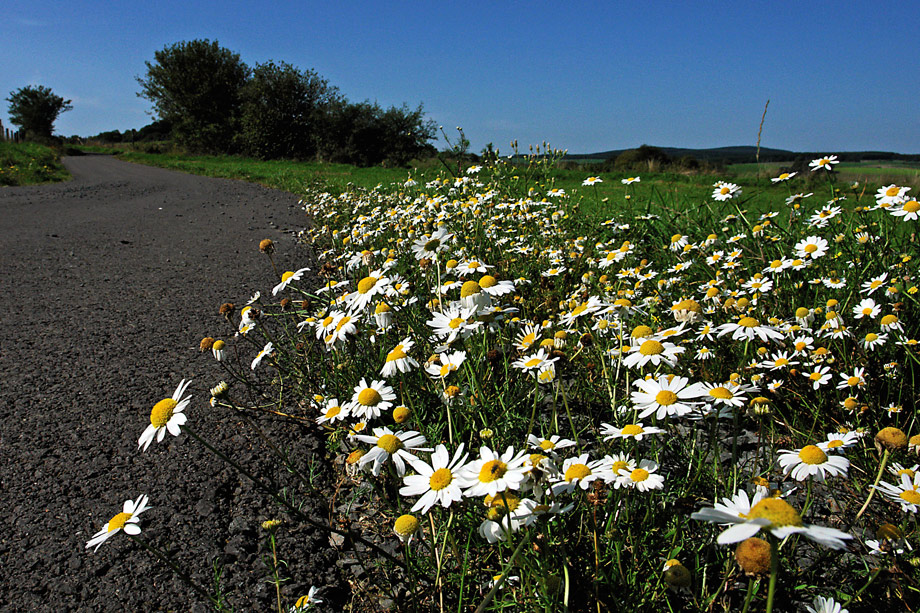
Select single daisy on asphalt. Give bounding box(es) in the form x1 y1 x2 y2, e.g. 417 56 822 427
251 342 273 370
272 267 310 296
291 586 323 611
138 379 192 451
85 494 150 552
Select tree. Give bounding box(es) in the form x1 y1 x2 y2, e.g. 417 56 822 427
239 61 341 160
6 85 72 138
136 40 250 153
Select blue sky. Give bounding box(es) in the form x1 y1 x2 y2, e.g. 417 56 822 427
2 1 918 154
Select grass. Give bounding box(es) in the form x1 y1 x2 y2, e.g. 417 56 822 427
0 141 70 186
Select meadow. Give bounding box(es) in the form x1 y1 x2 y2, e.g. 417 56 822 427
0 141 70 186
72 146 920 611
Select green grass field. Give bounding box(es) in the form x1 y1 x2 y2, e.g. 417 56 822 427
0 141 70 186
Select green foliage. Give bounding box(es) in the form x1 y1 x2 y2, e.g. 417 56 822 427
239 61 341 160
5 85 72 139
0 141 70 186
136 39 250 153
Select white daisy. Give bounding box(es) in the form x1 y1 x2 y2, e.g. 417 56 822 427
272 267 310 296
777 445 849 482
354 427 430 477
631 375 705 420
400 443 470 514
457 446 528 498
138 379 192 451
347 378 396 420
251 342 273 371
85 494 150 552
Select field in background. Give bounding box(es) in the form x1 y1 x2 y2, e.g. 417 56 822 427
0 142 70 186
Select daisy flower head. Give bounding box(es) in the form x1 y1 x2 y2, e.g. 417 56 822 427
550 453 615 495
354 427 429 477
527 434 576 455
582 176 603 186
691 489 851 549
458 446 528 498
251 341 274 371
700 381 748 408
712 181 742 201
809 155 839 172
621 176 640 185
876 184 910 206
836 367 867 390
802 365 833 389
411 228 454 260
316 398 349 425
771 171 797 183
272 267 310 296
622 336 685 370
616 459 664 492
852 298 879 320
778 445 849 482
349 270 391 313
631 374 705 420
861 273 888 295
716 316 784 343
348 378 396 420
805 596 848 613
85 494 150 552
425 350 467 380
795 235 829 260
861 331 888 351
600 422 664 442
138 379 192 452
380 337 419 377
873 472 920 513
291 586 323 611
400 443 469 514
891 199 920 221
512 348 559 375
817 431 860 453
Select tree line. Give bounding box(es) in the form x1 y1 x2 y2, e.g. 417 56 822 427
133 39 437 166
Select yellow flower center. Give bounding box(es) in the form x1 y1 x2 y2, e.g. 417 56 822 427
539 440 556 450
212 340 225 351
655 390 678 406
886 186 901 197
898 468 916 479
281 271 295 283
610 460 628 473
826 439 843 448
394 514 419 536
424 238 440 251
375 302 391 314
738 317 759 328
107 512 132 532
881 314 898 326
865 333 879 342
479 460 508 482
438 364 453 378
565 463 592 482
899 490 920 505
847 376 861 386
322 315 334 328
479 275 497 288
460 280 481 298
377 434 403 454
630 468 650 482
325 405 341 418
632 325 653 338
357 388 382 406
335 316 352 331
429 468 453 490
448 317 464 329
525 358 542 368
357 276 378 294
720 187 730 195
744 498 803 528
904 200 920 213
804 244 818 254
150 398 177 428
386 346 407 362
708 387 733 399
622 424 644 436
809 371 823 381
798 445 828 465
671 234 683 243
639 339 664 356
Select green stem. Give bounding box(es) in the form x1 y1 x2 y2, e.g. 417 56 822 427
765 535 780 613
127 534 220 609
854 448 891 524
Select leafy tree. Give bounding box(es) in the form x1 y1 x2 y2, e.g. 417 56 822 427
136 39 250 153
240 61 341 160
6 85 72 138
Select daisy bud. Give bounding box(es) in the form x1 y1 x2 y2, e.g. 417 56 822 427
261 519 282 531
662 559 691 588
479 428 494 440
735 537 771 575
219 302 235 316
258 239 275 254
209 380 229 398
393 514 419 543
392 405 411 424
876 427 908 451
199 336 215 351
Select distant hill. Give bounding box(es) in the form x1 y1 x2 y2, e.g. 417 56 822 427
564 146 920 164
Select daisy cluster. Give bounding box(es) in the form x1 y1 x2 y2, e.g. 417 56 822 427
90 152 920 610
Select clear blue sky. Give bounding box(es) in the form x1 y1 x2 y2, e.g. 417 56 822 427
2 1 918 154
